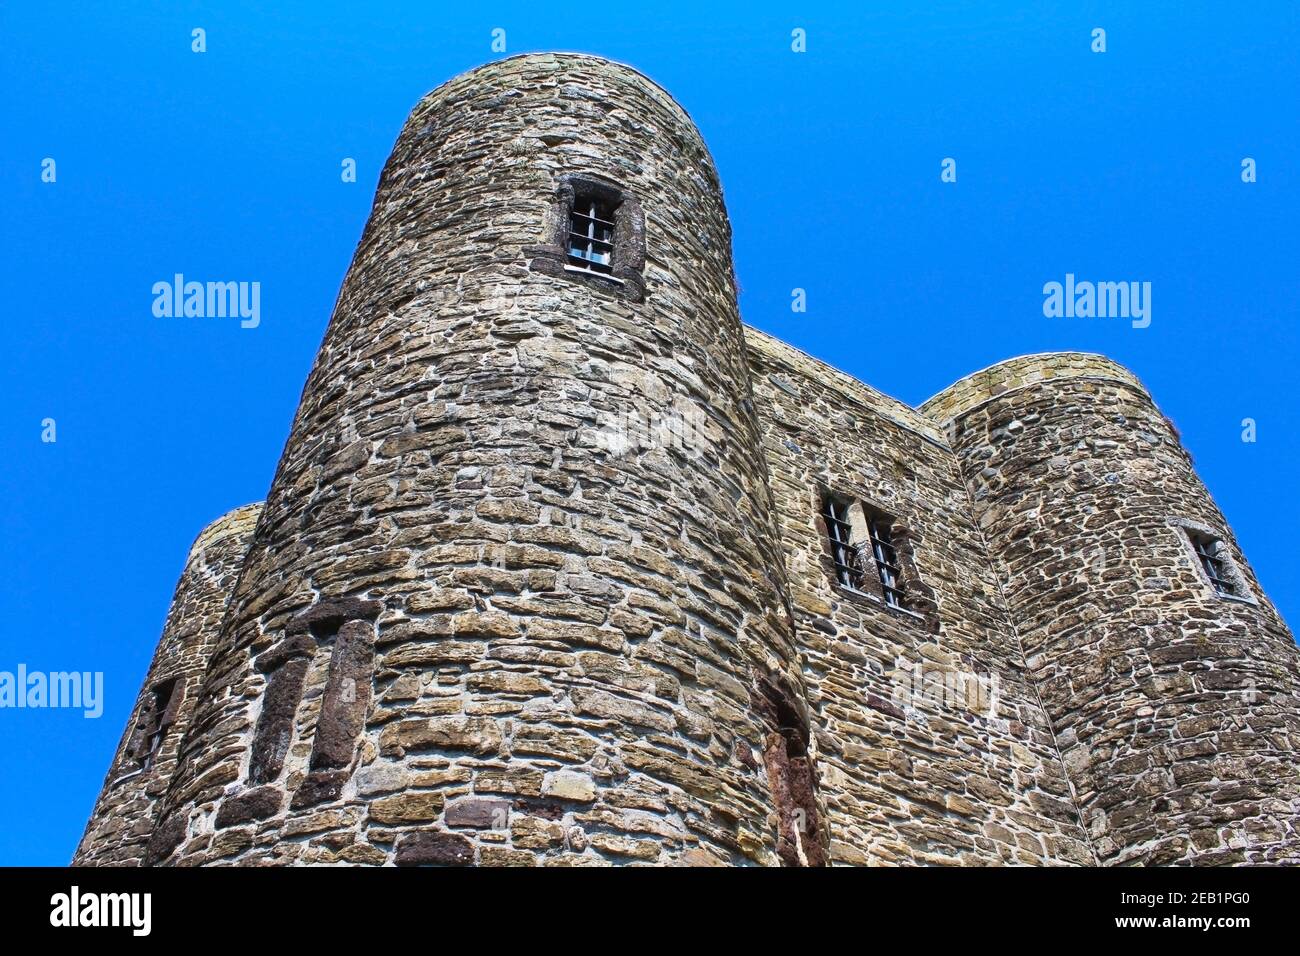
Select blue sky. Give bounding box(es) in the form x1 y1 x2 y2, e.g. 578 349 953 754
2 1 1296 865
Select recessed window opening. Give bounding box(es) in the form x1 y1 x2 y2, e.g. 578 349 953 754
530 175 646 300
866 515 906 610
567 196 616 275
822 496 861 588
138 678 178 771
821 491 920 616
1191 532 1238 597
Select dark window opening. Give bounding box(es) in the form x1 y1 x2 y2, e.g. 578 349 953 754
567 196 616 275
865 514 906 610
1191 532 1239 597
527 175 646 301
134 678 179 771
822 495 862 588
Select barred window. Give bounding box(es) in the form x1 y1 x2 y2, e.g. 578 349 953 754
866 514 905 610
821 493 917 614
567 195 617 275
1190 532 1238 597
822 496 860 588
529 175 646 301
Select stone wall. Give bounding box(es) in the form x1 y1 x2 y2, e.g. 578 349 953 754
73 503 261 865
925 354 1300 863
745 331 1096 864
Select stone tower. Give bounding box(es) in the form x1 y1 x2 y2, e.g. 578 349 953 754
923 357 1300 864
75 55 1300 867
96 53 814 868
74 504 260 865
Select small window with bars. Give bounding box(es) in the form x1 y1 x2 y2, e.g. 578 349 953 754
821 495 911 612
1190 532 1239 597
865 514 906 610
532 175 646 301
567 195 616 275
822 496 861 588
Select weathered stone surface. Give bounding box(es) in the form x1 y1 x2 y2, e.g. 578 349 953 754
355 762 410 796
309 619 375 771
368 792 445 825
378 717 502 756
249 657 310 785
214 787 281 829
480 845 537 867
570 689 674 733
395 831 474 867
541 770 597 803
290 770 349 810
445 797 511 829
141 812 187 867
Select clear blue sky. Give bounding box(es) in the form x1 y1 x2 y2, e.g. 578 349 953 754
2 2 1296 865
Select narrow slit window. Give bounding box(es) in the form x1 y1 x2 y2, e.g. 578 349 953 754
822 496 861 588
865 515 906 610
1191 533 1238 597
137 678 178 771
567 196 616 274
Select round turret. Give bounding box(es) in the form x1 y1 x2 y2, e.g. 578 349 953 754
924 353 1300 864
147 55 817 867
74 502 262 865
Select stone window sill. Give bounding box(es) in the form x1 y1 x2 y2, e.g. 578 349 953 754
564 263 625 285
110 769 146 788
834 582 929 623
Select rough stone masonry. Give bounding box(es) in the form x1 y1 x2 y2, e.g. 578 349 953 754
75 54 1300 866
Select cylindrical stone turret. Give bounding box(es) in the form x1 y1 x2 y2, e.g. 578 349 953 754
146 54 818 867
73 503 262 865
923 353 1300 864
